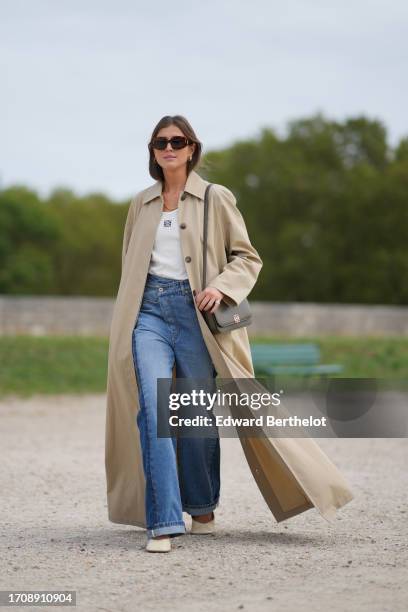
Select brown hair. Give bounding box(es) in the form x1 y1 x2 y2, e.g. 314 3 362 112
147 115 203 181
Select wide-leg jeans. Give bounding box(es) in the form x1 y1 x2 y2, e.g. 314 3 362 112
132 272 221 538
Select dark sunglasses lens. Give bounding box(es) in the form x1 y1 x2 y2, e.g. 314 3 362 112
152 138 167 150
171 137 188 149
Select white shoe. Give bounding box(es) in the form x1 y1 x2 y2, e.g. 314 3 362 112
145 536 171 553
191 513 215 535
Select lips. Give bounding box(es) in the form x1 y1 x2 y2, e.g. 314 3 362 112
164 156 176 159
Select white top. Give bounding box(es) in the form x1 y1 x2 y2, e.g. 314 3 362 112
147 208 189 280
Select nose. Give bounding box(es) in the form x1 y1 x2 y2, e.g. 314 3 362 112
165 142 174 151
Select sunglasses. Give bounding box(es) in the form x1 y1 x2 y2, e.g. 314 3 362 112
151 136 192 151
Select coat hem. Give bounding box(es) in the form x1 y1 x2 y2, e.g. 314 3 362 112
315 490 355 523
108 514 146 529
265 436 355 523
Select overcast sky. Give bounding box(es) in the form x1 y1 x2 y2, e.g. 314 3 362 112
1 0 407 201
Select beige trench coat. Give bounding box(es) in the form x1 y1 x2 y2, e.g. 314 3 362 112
105 169 354 528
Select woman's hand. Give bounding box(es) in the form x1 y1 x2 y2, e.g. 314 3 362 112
193 286 225 314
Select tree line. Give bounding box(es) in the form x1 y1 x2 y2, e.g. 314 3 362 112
1 113 407 304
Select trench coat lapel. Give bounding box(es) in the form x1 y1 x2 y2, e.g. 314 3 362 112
105 170 354 529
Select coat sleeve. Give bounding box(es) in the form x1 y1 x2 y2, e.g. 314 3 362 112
207 185 263 307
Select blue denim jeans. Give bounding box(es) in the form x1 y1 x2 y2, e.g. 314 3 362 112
132 272 221 538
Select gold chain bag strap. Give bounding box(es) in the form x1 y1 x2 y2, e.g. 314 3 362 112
202 183 252 334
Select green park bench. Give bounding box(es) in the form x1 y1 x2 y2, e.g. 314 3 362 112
250 342 343 378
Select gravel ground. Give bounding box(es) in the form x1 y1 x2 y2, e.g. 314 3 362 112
1 393 407 612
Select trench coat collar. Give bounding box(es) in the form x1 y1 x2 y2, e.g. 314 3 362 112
141 169 207 204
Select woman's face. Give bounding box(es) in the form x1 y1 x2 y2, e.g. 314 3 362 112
153 125 196 174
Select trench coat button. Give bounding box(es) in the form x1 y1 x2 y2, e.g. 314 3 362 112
180 222 187 229
181 192 187 200
185 256 191 263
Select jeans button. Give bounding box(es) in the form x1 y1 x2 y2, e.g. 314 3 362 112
159 288 163 292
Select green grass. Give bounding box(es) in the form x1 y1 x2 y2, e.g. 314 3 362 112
0 335 109 398
0 335 407 398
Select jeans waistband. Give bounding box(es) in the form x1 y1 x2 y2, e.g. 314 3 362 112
145 272 191 290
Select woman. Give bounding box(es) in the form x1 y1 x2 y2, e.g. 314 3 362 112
132 115 230 552
105 115 354 554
